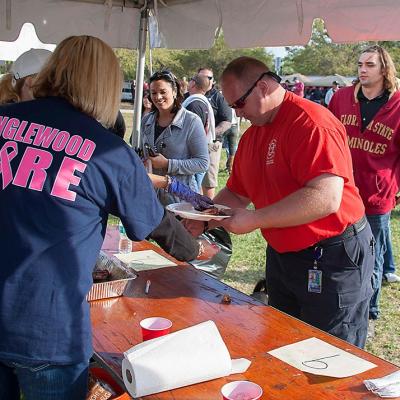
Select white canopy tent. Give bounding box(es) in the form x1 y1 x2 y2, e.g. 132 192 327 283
1 0 400 143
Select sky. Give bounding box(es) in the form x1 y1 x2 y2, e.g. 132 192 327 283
266 46 288 59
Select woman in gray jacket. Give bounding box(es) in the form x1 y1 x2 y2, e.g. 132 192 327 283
140 70 209 206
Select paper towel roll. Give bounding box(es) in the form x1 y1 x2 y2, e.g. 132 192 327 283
122 320 250 398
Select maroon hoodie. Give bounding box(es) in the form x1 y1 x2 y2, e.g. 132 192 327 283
329 84 400 214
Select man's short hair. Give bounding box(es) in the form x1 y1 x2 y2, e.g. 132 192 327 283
332 81 339 86
190 74 209 93
221 56 269 86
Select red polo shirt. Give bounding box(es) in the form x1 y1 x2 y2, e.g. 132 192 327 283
227 92 364 252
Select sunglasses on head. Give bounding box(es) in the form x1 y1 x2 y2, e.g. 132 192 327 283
149 70 177 83
229 71 282 109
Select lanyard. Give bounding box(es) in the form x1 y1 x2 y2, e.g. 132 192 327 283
313 246 323 269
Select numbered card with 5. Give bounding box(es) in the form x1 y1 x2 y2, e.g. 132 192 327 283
268 337 377 378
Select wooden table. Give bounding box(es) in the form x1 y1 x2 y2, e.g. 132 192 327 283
91 227 399 399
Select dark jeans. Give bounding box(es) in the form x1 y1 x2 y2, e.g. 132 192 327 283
0 359 89 400
266 219 374 348
222 124 239 156
383 219 396 275
367 212 391 319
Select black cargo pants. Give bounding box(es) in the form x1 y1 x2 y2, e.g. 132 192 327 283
266 217 374 348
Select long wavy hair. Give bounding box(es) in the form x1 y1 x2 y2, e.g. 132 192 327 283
361 45 399 92
148 70 183 114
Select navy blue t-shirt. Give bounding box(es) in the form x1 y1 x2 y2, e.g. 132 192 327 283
0 97 163 364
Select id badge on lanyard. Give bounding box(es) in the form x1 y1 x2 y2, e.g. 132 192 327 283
308 246 323 293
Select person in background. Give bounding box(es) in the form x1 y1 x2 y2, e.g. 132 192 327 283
383 226 400 283
180 77 189 95
142 89 152 118
329 45 400 322
291 76 305 97
130 79 136 104
281 79 291 90
308 86 324 105
181 74 215 190
0 48 51 104
324 81 340 106
198 67 232 199
183 74 214 138
186 56 374 348
0 36 199 400
223 109 240 174
112 107 214 212
139 70 209 206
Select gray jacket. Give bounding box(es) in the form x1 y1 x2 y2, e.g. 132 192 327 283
140 108 209 205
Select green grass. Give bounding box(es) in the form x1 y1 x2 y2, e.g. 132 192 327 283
120 110 400 366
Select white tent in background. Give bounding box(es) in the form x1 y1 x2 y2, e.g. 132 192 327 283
1 0 400 142
2 0 400 49
0 23 55 62
282 74 354 87
309 74 353 87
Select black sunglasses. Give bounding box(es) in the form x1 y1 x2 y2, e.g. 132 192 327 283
229 71 282 109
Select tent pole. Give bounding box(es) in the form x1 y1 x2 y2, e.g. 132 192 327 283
149 47 153 77
131 7 149 148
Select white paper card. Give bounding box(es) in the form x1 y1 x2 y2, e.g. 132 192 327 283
115 250 177 270
268 337 377 378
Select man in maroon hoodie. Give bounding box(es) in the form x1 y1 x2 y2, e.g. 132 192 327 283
329 45 400 322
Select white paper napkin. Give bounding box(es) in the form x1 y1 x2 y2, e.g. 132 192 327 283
115 250 177 270
268 337 376 378
364 370 400 398
122 320 251 398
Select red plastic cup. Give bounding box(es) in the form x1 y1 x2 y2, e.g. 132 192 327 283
221 381 263 400
140 317 172 341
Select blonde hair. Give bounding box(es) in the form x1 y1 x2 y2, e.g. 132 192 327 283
33 35 122 128
0 73 26 104
362 45 398 92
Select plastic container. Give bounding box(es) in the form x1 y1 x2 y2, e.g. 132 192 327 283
87 251 136 302
89 367 130 399
221 381 263 400
118 221 132 253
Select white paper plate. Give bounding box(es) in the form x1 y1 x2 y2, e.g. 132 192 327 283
166 202 231 221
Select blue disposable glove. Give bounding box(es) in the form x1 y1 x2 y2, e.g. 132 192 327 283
167 177 214 211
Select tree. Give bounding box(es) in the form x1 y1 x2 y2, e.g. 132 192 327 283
282 19 400 77
115 34 274 83
282 19 364 76
114 48 137 81
176 34 274 81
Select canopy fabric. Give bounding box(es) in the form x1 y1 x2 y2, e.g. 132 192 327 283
308 74 353 87
1 0 400 50
0 0 141 49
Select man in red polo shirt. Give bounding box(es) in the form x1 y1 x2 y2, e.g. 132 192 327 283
186 56 374 348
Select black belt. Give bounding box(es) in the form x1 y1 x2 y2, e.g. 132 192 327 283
316 215 367 247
